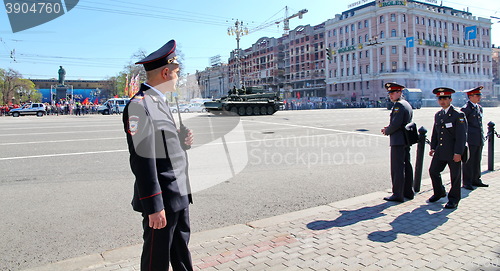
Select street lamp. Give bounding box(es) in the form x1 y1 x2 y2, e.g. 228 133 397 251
228 19 248 88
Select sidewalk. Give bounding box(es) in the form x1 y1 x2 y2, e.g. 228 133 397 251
26 170 500 271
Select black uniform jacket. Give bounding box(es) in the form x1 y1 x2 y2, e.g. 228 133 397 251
123 84 192 215
384 99 413 146
430 105 468 161
461 101 484 147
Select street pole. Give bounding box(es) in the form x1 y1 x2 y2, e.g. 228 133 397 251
228 20 248 88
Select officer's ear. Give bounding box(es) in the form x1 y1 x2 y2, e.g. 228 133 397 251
161 66 170 80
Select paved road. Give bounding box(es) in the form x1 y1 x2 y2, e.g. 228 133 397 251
1 107 499 270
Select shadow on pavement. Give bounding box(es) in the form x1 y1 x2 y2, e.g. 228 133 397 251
306 201 395 230
368 203 456 243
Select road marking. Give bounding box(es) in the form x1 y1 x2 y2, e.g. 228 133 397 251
0 129 121 137
242 119 387 138
0 149 128 161
0 137 123 146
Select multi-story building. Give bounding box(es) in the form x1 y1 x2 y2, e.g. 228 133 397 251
492 47 500 97
325 0 493 102
282 23 326 98
228 37 283 91
225 23 326 98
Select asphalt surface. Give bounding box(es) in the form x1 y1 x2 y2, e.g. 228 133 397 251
0 106 499 270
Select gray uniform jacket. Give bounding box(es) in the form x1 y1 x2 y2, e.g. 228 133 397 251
384 99 413 146
461 101 484 147
123 84 192 215
430 105 468 161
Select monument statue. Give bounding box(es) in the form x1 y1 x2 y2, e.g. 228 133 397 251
58 66 66 85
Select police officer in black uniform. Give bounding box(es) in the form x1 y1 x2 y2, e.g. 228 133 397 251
123 40 194 271
428 87 467 209
381 82 414 202
461 86 489 190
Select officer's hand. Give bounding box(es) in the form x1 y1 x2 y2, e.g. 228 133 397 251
149 210 166 229
429 150 435 157
184 129 193 146
453 154 462 162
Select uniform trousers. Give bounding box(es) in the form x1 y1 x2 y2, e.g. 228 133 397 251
390 145 414 199
141 207 193 271
429 157 461 205
463 145 482 185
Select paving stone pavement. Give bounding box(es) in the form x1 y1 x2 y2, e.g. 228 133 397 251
25 170 500 271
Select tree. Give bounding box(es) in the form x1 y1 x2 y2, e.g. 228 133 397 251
0 68 38 104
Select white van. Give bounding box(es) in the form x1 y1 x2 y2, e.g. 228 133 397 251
97 98 130 115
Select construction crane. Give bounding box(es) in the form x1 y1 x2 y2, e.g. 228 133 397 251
247 6 307 35
277 7 308 35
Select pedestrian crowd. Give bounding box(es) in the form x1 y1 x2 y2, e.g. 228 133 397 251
0 101 103 116
283 98 383 110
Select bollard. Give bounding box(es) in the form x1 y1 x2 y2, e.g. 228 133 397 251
413 126 427 192
488 121 495 171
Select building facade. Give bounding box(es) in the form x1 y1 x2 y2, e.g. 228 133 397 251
196 64 229 99
325 0 493 102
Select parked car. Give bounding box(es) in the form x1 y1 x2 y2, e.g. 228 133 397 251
97 98 130 115
184 103 207 113
171 103 190 113
9 103 46 117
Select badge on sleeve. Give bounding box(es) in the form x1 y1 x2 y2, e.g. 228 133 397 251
393 107 400 113
128 116 140 135
459 117 465 123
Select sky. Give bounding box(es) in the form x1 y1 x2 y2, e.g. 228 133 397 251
0 0 499 80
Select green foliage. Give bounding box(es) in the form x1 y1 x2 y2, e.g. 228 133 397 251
0 68 39 104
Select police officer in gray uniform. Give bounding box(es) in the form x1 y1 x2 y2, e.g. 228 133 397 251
123 40 194 271
381 82 414 202
461 86 488 190
428 87 467 209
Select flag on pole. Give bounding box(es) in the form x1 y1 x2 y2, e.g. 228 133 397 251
124 74 129 97
94 97 99 104
129 74 136 97
133 74 140 97
82 97 89 105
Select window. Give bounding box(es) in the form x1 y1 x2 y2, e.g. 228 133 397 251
402 14 406 22
391 14 396 22
380 47 384 55
391 29 397 37
351 24 355 31
403 30 406 37
415 16 419 24
392 46 397 54
364 20 368 27
333 29 336 36
345 26 349 33
380 31 385 38
392 61 397 72
358 22 362 29
380 62 385 72
365 34 369 42
380 15 384 23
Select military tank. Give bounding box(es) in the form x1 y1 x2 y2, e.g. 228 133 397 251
204 86 283 116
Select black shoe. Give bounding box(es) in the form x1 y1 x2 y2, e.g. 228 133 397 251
428 193 446 202
462 184 475 190
444 202 458 209
472 182 489 187
383 195 404 203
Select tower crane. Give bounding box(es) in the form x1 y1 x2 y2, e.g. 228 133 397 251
247 6 307 35
277 6 308 35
